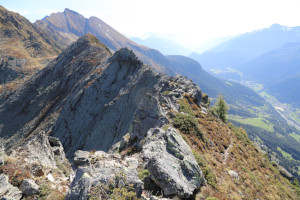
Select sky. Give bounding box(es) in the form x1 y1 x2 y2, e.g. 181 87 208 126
2 0 300 49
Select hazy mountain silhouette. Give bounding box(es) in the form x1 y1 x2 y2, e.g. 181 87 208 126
190 24 300 70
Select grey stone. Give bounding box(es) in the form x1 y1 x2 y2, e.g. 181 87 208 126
0 174 22 200
67 150 143 200
65 168 93 200
143 128 205 198
74 150 91 166
47 174 55 182
128 93 169 143
228 170 239 180
20 179 39 196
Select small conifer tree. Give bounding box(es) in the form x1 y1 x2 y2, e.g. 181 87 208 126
213 95 229 122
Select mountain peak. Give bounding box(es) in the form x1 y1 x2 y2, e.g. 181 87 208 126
63 8 78 14
111 47 139 62
64 34 111 58
270 23 282 28
79 33 103 45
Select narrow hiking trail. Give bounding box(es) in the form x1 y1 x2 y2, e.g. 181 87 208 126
223 129 233 165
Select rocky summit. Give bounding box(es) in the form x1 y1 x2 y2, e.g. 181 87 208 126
0 34 299 200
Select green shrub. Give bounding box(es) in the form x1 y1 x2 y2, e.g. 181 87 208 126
173 113 204 140
193 151 206 167
88 169 137 200
203 167 217 188
162 90 170 95
193 151 217 188
138 169 150 181
228 123 249 142
162 124 170 131
55 157 71 177
179 99 194 115
173 113 197 134
39 184 52 198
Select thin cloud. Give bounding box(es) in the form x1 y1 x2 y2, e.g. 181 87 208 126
8 8 31 16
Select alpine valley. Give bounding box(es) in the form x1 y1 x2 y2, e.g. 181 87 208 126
0 5 299 200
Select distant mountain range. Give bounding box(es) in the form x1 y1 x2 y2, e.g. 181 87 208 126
131 35 190 56
191 24 300 109
190 24 300 70
239 42 300 84
35 8 172 73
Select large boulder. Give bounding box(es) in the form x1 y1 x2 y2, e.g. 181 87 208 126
67 150 143 200
20 179 39 196
0 174 22 200
143 128 205 198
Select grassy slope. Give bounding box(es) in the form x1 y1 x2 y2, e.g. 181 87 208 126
223 84 300 179
168 95 299 200
0 6 62 92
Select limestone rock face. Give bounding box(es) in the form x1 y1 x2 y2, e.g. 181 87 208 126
0 174 22 200
20 179 39 196
143 128 205 198
67 150 143 200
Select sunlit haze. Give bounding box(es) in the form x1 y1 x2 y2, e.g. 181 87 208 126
2 0 300 49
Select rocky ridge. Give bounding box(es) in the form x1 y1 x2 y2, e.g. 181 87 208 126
0 34 207 199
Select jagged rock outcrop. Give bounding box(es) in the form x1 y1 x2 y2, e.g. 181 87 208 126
67 150 143 200
0 174 22 200
9 131 65 168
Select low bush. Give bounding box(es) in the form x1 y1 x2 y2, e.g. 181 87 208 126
0 157 30 187
193 151 217 188
88 169 137 200
138 169 150 181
